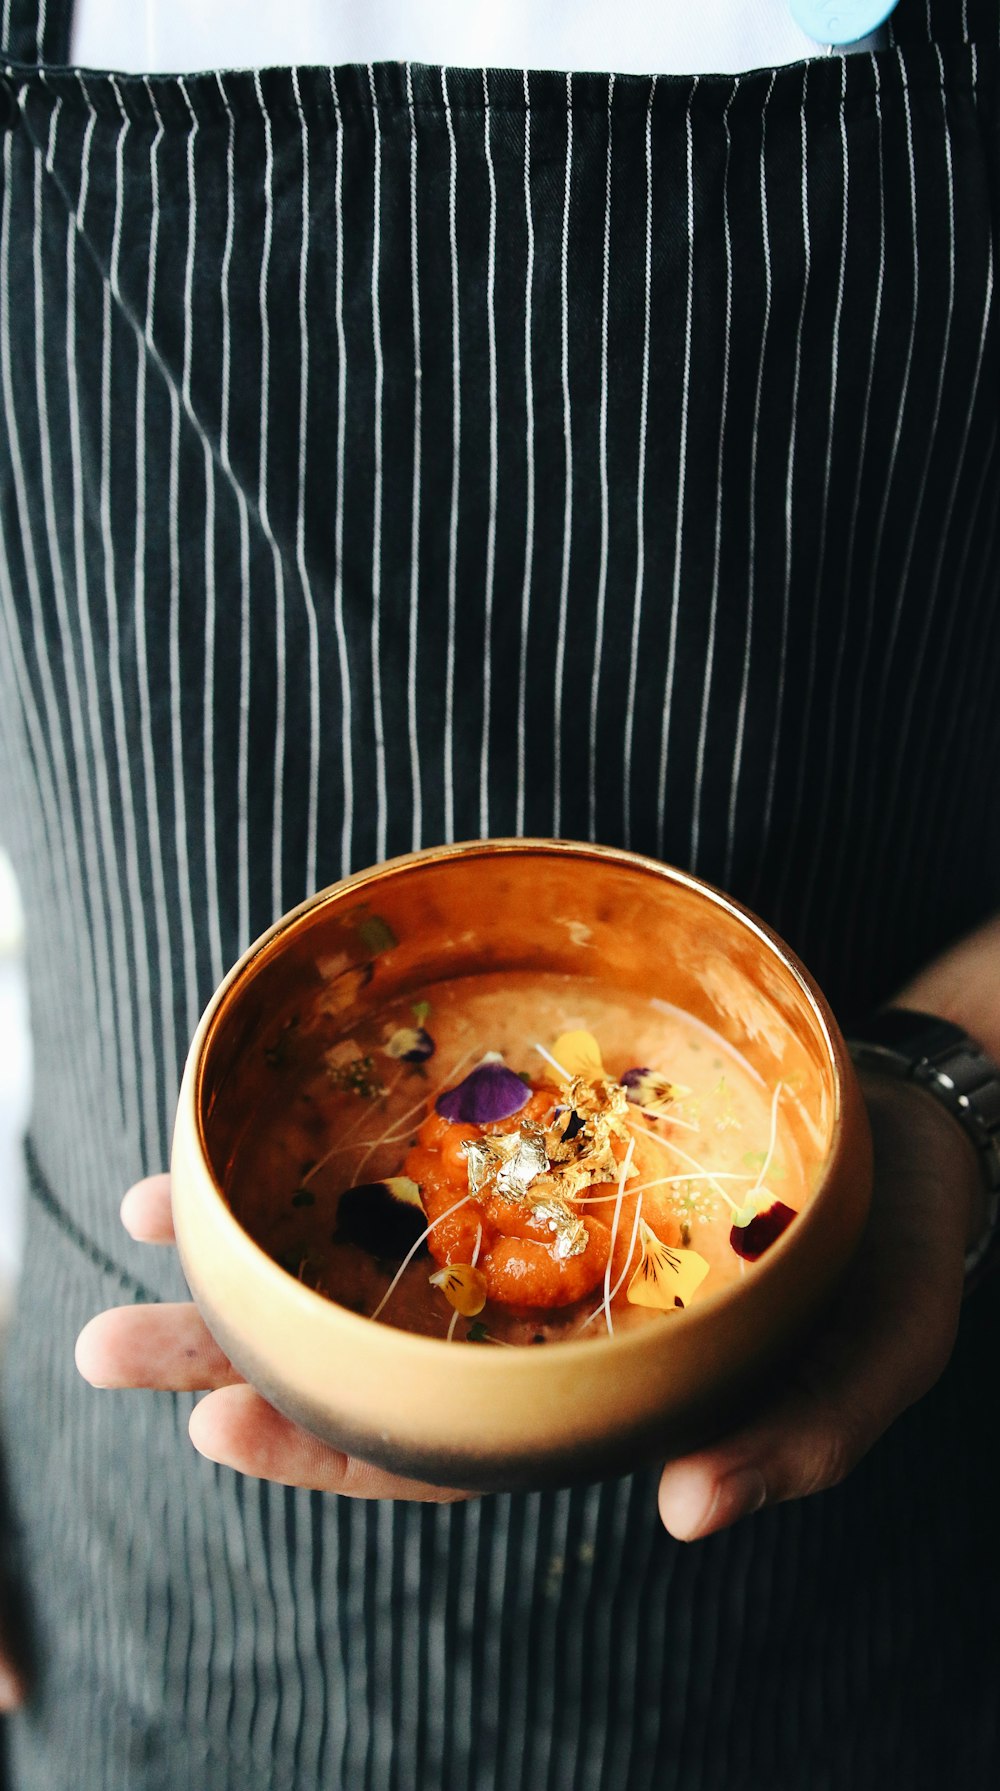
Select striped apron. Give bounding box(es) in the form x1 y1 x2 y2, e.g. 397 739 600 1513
1 0 998 1784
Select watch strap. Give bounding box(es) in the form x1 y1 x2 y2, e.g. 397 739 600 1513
847 1008 1000 1277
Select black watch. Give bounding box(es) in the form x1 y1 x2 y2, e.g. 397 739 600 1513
846 1009 1000 1273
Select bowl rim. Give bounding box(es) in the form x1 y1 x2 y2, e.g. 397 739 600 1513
187 837 853 1372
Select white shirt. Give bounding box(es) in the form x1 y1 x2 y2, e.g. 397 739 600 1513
72 0 887 78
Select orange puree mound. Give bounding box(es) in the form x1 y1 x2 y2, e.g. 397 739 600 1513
406 1086 613 1309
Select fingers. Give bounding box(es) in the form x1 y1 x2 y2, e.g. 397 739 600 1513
120 1174 174 1244
0 1641 27 1713
658 1277 947 1541
189 1384 471 1502
75 1303 243 1392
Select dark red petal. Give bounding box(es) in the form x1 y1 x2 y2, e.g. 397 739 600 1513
729 1201 796 1262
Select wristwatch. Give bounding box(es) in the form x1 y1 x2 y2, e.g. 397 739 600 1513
847 1009 1000 1275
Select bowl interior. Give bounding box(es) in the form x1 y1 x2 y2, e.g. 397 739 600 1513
198 843 839 1250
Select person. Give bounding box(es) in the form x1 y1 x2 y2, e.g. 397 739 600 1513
1 0 999 1785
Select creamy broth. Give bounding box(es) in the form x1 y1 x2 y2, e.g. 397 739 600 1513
226 972 806 1345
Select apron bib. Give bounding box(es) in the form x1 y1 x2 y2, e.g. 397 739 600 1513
1 2 998 1786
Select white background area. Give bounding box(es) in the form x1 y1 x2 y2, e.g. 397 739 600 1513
72 0 868 77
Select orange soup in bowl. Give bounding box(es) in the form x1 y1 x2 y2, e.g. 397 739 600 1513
227 972 809 1349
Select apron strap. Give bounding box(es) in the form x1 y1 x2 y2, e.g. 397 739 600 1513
2 0 72 66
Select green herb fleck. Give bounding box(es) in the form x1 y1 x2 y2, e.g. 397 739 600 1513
742 1149 785 1180
467 1321 493 1344
353 910 398 955
411 999 431 1023
291 1188 315 1208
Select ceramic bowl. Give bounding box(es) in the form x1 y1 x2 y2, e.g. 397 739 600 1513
171 840 872 1493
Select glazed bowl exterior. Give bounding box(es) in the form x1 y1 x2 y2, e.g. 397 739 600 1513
171 840 872 1492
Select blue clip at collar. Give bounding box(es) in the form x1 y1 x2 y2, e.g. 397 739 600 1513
788 0 898 47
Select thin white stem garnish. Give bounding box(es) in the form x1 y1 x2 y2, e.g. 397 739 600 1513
299 1069 406 1185
601 1138 635 1338
571 1169 756 1205
580 1192 644 1329
533 1041 573 1082
341 1043 482 1184
749 1081 783 1198
369 1191 473 1321
448 1222 485 1343
628 1122 743 1213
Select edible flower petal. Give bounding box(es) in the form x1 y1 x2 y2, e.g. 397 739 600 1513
429 1263 489 1317
335 1177 426 1257
621 1067 681 1116
551 1030 605 1079
436 1059 531 1126
729 1187 776 1230
626 1219 710 1310
383 1024 436 1063
729 1199 796 1261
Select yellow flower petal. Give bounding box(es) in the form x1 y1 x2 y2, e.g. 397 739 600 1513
428 1263 488 1317
551 1030 605 1080
626 1219 710 1311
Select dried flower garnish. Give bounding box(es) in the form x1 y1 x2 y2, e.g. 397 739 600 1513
621 1066 683 1117
550 1030 604 1079
435 1057 531 1126
429 1263 488 1317
626 1220 710 1310
729 1199 796 1261
335 1176 426 1256
382 1024 436 1063
325 1051 385 1100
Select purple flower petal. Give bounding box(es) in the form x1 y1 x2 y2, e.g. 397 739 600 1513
335 1177 427 1257
436 1059 531 1126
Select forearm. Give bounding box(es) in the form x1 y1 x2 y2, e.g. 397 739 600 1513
892 912 1000 1060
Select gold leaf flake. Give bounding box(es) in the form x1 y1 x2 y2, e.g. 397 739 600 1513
528 1195 588 1259
429 1263 488 1317
461 1121 549 1200
626 1219 710 1310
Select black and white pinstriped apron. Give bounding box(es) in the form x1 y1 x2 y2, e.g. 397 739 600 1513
0 0 998 1784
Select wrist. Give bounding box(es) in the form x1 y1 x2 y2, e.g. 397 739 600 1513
848 1009 1000 1275
858 1070 988 1258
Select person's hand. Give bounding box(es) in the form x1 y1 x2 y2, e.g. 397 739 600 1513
74 1176 468 1504
657 1069 986 1541
0 1599 28 1711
